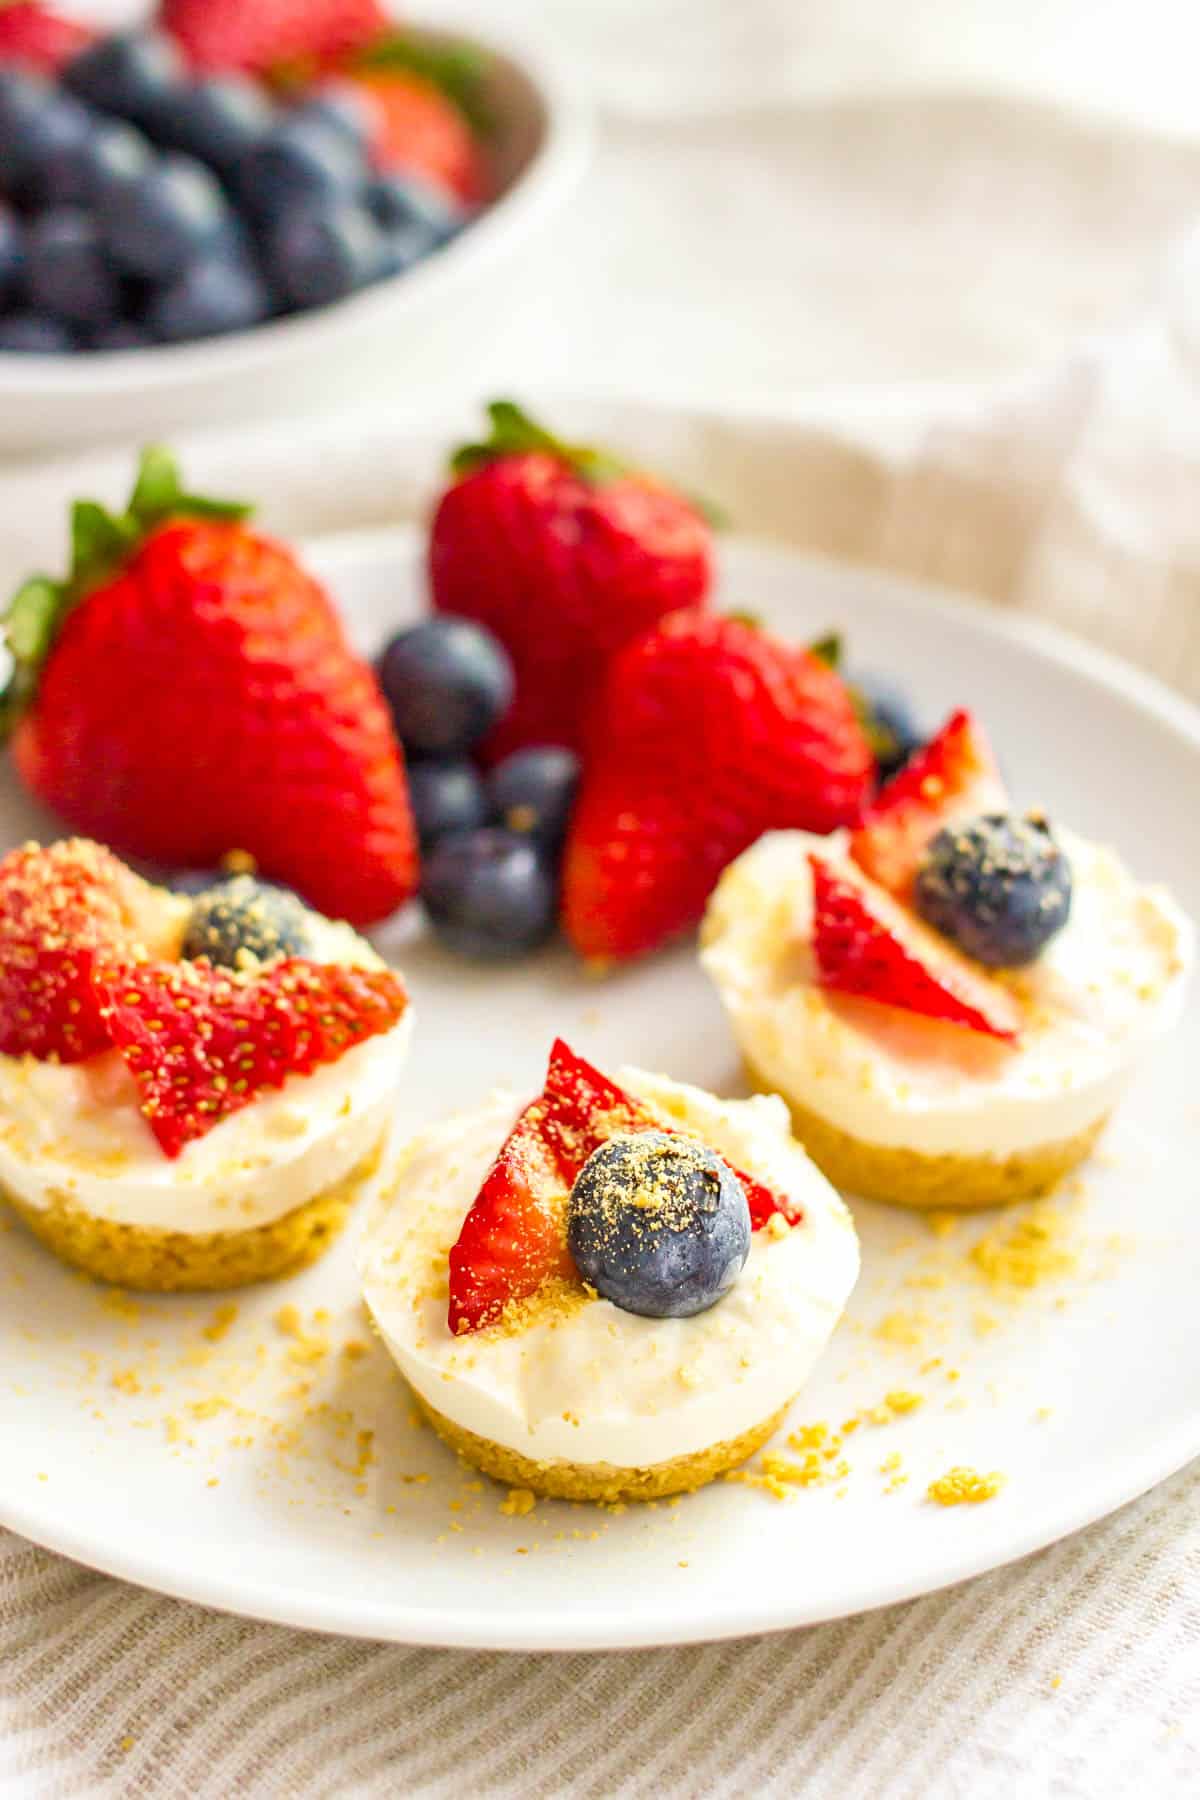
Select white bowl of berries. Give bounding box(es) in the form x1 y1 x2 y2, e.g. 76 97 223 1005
0 4 588 455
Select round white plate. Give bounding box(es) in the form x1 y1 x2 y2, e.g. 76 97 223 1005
1 531 1197 1651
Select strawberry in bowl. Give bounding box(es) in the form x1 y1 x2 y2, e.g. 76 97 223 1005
700 709 1194 1208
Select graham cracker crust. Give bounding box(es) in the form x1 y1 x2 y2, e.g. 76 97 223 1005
746 1060 1108 1209
411 1390 793 1503
4 1139 384 1292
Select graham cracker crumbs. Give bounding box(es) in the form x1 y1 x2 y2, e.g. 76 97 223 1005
970 1204 1076 1290
202 1303 238 1344
488 1278 594 1338
342 1340 368 1361
883 1390 923 1416
874 1310 929 1348
100 1290 141 1323
927 1466 1005 1506
501 1488 536 1517
188 1398 230 1420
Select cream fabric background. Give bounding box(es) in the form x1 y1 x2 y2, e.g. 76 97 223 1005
4 4 1200 1796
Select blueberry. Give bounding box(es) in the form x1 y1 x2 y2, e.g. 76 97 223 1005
0 211 23 307
407 758 489 850
10 90 94 208
146 245 271 343
161 76 274 176
100 152 230 281
567 1132 751 1320
292 82 377 153
487 747 579 850
62 116 154 206
0 69 52 189
851 674 925 784
63 30 185 136
266 196 383 309
421 828 556 958
182 875 313 969
914 812 1073 968
379 618 513 756
25 209 122 328
367 171 459 243
86 320 150 351
235 116 365 221
0 312 74 352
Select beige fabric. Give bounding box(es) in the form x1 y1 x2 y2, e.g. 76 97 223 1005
6 7 1200 1791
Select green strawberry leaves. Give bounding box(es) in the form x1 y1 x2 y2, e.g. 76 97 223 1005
450 400 727 528
0 446 251 739
449 399 626 484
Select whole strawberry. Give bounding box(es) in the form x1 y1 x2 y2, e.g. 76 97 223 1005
2 448 417 927
0 3 94 72
161 0 387 77
338 66 486 204
562 611 874 961
430 402 714 763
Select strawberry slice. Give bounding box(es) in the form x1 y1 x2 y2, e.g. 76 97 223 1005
94 956 407 1158
809 854 1021 1041
0 839 182 1062
446 1099 576 1337
850 709 1007 898
447 1039 798 1334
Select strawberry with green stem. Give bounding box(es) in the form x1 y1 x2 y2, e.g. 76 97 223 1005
430 401 716 764
2 446 418 928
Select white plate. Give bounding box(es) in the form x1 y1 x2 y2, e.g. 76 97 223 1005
1 531 1197 1652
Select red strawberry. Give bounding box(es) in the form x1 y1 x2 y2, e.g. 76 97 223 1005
0 839 183 1062
429 402 714 762
561 612 874 961
809 854 1020 1040
448 1038 798 1334
850 708 1006 899
338 68 487 204
446 1097 575 1337
3 448 417 928
95 955 407 1158
161 0 386 77
0 4 94 72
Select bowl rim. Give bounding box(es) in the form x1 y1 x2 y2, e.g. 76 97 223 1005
0 12 591 396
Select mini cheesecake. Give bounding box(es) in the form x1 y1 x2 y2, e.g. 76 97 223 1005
359 1041 860 1503
0 841 411 1290
701 712 1193 1209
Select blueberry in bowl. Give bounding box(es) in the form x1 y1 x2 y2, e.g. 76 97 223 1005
0 17 586 454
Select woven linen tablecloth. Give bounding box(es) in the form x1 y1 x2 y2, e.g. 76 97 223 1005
5 3 1200 1793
